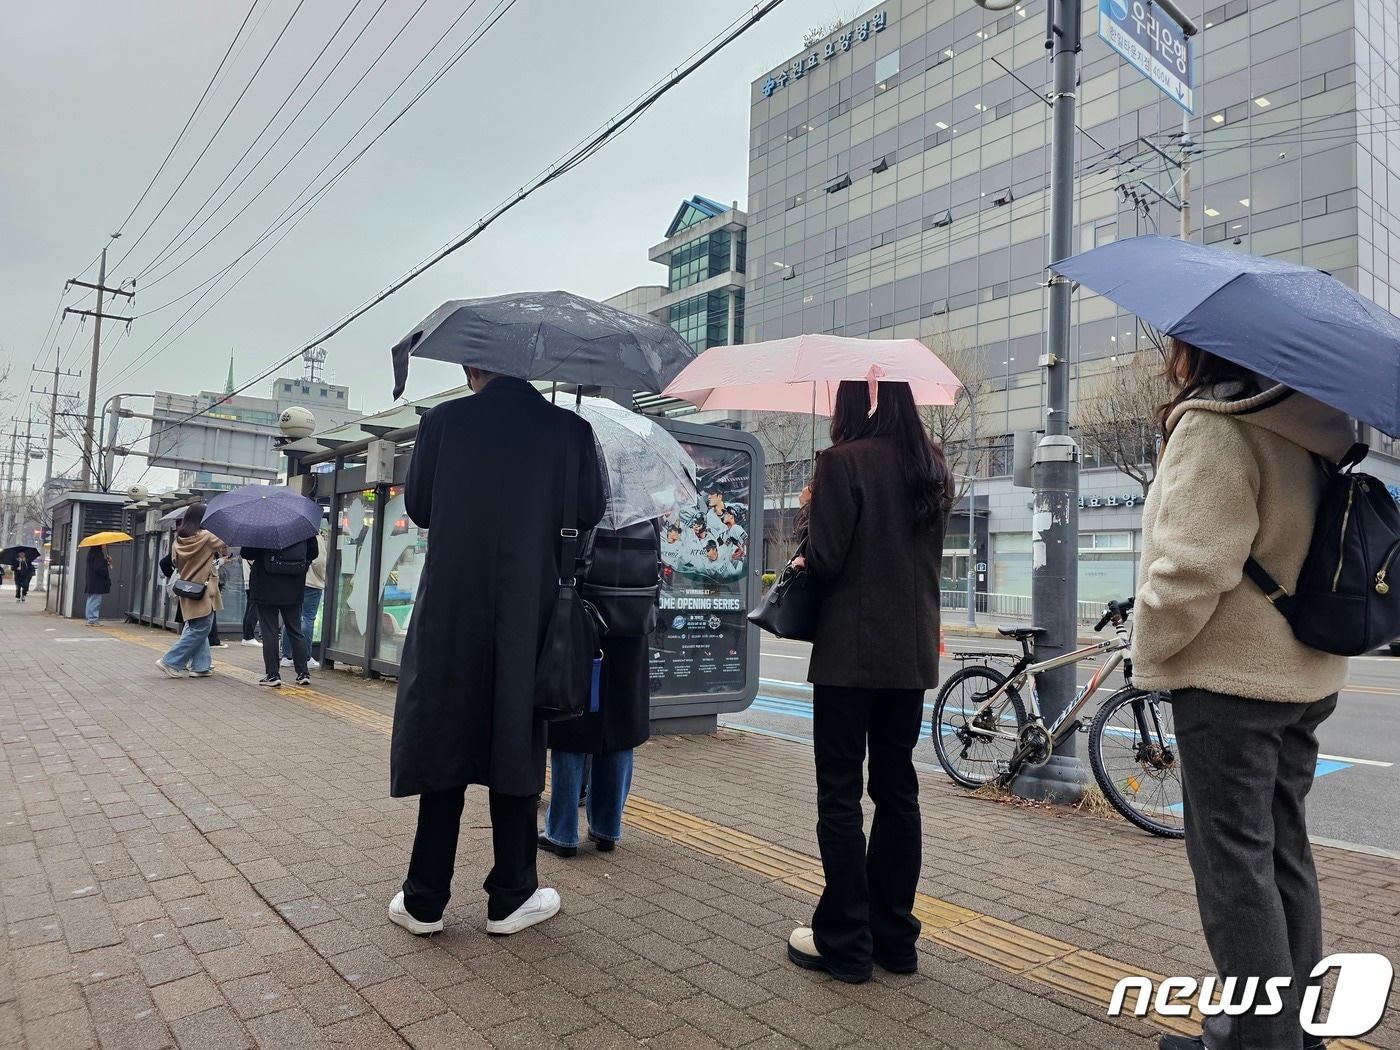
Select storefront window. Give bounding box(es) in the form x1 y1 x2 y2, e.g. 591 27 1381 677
376 486 427 665
331 489 377 657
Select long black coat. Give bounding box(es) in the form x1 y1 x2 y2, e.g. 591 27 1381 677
801 435 947 690
390 378 604 798
12 561 34 587
242 538 318 605
546 635 650 755
85 547 111 595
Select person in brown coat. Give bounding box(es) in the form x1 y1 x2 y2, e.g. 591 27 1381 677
786 379 953 984
157 504 224 679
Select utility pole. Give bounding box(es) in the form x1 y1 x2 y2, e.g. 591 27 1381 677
965 393 977 627
32 362 85 509
18 417 36 546
1179 114 1193 240
2 429 15 547
64 240 135 490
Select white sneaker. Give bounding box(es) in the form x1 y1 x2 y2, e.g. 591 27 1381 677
388 891 443 935
485 888 560 936
307 658 321 670
280 657 294 668
156 659 183 679
240 639 261 648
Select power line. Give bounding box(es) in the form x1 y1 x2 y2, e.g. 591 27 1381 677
111 0 311 276
112 0 261 241
134 0 371 281
136 0 793 450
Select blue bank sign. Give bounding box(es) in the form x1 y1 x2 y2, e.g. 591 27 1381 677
1097 0 1194 113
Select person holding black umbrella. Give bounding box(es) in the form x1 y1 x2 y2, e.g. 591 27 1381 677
387 366 604 939
13 552 34 602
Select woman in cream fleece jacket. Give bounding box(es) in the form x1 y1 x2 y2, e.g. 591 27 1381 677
1138 338 1353 1050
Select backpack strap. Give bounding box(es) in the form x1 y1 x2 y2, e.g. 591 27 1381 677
1337 442 1368 472
1243 556 1288 604
555 422 581 586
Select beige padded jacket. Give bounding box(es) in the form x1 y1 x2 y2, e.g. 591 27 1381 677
1134 385 1355 703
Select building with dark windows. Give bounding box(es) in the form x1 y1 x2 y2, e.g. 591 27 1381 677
744 0 1400 611
647 195 748 351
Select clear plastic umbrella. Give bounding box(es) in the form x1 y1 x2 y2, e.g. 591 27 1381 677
568 396 697 530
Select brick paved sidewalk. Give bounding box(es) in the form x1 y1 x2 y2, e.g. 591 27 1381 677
2 603 1397 1049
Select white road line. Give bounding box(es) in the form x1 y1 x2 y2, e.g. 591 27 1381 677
1317 753 1394 768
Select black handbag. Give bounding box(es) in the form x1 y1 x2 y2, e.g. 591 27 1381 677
534 433 605 722
580 522 662 638
171 578 207 601
747 543 819 642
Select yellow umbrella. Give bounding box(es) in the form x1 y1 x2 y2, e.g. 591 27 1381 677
78 531 133 548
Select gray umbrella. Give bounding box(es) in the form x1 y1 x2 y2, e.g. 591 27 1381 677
390 291 698 399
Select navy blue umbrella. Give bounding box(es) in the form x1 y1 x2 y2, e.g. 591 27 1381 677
203 485 322 549
1052 235 1400 437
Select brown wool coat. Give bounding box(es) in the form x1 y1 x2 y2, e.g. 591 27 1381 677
173 530 225 621
799 435 947 690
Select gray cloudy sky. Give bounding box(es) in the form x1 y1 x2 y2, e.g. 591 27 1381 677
0 0 831 488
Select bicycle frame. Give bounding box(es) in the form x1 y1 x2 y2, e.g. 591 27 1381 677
966 618 1133 745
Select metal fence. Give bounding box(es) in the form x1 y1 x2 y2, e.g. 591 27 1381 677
940 589 1105 624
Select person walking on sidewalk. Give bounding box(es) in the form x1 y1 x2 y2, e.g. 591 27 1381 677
388 369 603 939
157 505 225 679
83 544 112 625
785 380 952 984
241 534 319 688
280 533 326 670
1136 339 1351 1050
207 547 231 649
13 553 33 602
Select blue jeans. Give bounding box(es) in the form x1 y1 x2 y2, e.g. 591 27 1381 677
84 594 103 624
161 614 214 673
544 749 633 848
282 587 323 659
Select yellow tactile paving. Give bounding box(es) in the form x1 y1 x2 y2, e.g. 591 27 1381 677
99 624 1380 1047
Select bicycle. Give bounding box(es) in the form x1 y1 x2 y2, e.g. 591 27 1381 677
930 598 1184 839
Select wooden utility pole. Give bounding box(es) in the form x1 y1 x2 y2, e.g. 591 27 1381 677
65 241 135 489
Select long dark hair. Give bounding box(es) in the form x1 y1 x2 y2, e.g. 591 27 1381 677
1156 337 1259 447
830 380 954 530
177 504 206 538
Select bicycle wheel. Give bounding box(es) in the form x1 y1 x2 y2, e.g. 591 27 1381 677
1088 687 1184 839
931 666 1026 788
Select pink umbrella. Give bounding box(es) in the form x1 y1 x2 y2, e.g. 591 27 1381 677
661 334 964 415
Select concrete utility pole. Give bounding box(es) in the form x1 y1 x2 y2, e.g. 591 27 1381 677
64 241 135 490
1 429 16 547
32 363 85 509
1179 114 1193 240
18 417 36 545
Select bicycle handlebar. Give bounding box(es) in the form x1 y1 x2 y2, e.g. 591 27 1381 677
1093 596 1137 632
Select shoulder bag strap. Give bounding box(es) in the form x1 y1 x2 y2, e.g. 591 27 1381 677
557 423 581 586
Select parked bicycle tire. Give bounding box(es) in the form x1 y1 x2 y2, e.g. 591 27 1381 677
1088 687 1184 839
931 666 1027 788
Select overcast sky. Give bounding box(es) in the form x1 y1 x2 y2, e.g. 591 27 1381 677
0 0 838 489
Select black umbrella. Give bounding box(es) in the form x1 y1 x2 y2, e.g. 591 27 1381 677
204 485 322 549
0 546 41 566
391 290 699 399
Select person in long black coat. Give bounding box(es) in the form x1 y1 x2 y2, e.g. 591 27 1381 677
84 545 111 625
12 554 35 602
388 371 603 939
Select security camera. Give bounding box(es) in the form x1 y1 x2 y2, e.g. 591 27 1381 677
278 406 316 440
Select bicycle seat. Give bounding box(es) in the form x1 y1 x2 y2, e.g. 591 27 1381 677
997 626 1047 640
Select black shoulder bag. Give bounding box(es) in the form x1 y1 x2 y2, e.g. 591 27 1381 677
748 540 819 642
534 431 605 721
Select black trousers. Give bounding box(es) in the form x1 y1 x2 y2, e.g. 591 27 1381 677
242 599 259 641
257 603 307 678
811 685 924 976
402 788 538 922
1175 688 1337 1050
15 579 28 599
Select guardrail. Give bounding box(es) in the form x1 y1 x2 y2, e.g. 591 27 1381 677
940 590 1106 624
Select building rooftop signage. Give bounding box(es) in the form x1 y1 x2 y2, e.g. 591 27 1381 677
762 11 886 97
1097 0 1194 113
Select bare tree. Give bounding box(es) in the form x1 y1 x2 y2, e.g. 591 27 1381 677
917 327 992 499
1074 346 1171 495
750 412 818 569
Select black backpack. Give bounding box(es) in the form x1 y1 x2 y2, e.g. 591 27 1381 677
264 541 308 577
580 522 662 638
1245 444 1400 656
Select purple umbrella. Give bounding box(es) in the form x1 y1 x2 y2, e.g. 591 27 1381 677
203 485 322 549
